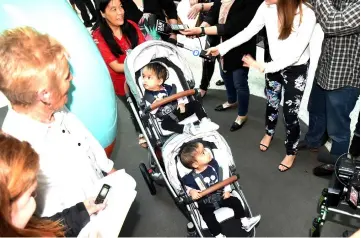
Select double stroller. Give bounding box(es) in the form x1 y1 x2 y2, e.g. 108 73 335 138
124 40 256 237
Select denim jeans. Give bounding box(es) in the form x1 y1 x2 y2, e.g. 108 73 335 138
305 82 359 161
220 67 250 116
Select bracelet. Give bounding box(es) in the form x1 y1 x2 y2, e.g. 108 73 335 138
200 27 205 36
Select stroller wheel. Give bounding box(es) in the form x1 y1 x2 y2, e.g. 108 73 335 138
139 163 156 195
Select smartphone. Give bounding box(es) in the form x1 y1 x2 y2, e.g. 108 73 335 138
95 184 111 204
170 24 189 31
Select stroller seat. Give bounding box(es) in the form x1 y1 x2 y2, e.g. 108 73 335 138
164 132 248 229
133 55 199 137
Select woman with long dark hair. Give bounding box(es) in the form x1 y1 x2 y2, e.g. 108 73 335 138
208 0 316 172
92 0 146 147
181 0 264 132
0 133 105 237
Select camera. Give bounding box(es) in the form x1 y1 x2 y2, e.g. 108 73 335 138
336 154 360 209
310 154 360 237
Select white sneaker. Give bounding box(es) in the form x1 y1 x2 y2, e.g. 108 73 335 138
215 233 226 238
183 123 199 135
199 118 219 133
241 215 261 232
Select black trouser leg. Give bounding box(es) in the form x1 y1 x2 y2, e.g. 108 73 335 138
83 0 96 19
200 36 220 91
220 196 245 219
73 0 90 22
198 202 222 236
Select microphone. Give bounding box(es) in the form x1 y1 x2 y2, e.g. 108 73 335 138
166 38 215 62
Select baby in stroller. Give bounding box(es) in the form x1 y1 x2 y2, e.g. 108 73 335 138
180 141 261 238
142 62 219 135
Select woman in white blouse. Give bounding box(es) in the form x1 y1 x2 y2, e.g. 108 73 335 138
0 26 117 217
208 0 316 172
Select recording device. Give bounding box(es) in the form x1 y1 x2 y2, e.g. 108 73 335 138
95 184 111 204
336 155 360 208
156 19 189 35
310 154 360 237
166 38 215 62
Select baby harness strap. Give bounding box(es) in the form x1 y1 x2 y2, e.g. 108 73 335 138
192 171 223 208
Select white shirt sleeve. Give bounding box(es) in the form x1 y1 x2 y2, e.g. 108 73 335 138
264 8 316 73
65 108 114 173
217 2 266 56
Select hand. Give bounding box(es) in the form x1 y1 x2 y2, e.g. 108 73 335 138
189 0 198 6
188 4 201 19
169 33 177 40
180 27 201 36
107 168 117 175
242 54 264 72
83 198 107 216
189 189 202 200
206 47 220 57
178 103 186 113
223 191 231 199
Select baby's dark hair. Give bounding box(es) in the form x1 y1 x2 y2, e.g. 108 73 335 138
144 62 168 83
180 141 201 169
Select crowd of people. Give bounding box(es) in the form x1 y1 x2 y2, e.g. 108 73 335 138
0 0 359 236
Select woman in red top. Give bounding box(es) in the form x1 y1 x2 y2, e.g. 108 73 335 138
92 0 146 147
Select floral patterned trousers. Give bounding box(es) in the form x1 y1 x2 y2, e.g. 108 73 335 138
265 62 309 155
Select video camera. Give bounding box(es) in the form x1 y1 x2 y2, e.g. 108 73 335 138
310 154 360 237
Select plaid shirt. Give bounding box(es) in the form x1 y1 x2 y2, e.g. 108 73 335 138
311 0 360 90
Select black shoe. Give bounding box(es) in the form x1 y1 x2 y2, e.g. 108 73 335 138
215 80 224 86
349 135 360 157
230 117 247 132
313 164 334 176
297 140 319 152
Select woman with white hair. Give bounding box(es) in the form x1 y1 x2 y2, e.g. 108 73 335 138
0 26 116 217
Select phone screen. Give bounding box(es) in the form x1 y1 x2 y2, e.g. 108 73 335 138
100 187 109 197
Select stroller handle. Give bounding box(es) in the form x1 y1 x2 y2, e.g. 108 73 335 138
145 89 198 113
182 174 240 204
198 174 239 198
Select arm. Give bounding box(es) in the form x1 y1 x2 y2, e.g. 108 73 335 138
203 0 221 26
93 33 124 73
217 2 265 56
313 0 360 36
44 202 90 237
262 8 316 73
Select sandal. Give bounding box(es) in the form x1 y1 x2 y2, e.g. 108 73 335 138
278 163 291 172
138 134 148 148
278 155 296 172
259 135 273 152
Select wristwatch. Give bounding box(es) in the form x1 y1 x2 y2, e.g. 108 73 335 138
200 27 205 36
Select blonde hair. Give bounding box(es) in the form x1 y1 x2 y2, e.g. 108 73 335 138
0 26 69 106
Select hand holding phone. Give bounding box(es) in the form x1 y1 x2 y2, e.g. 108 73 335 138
95 184 111 204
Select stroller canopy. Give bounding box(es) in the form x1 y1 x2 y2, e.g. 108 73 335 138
124 40 195 103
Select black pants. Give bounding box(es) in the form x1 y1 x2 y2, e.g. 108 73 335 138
117 95 141 133
265 63 309 155
72 0 96 23
199 36 220 91
198 196 245 236
161 101 207 133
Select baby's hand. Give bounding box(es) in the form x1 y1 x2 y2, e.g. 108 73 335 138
223 191 231 199
189 189 201 200
178 103 186 113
